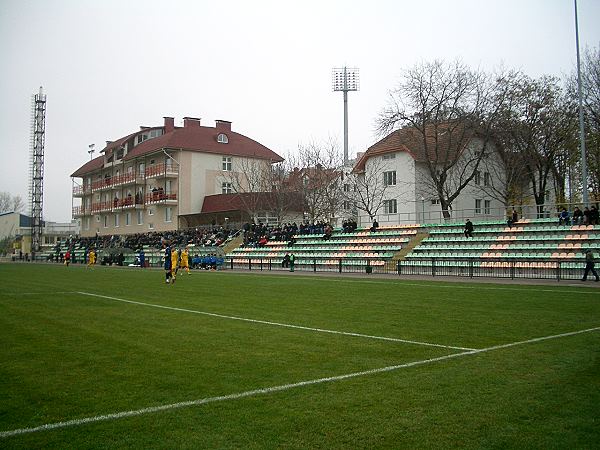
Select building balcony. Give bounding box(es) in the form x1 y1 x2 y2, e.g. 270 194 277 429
72 206 91 217
145 192 177 205
145 163 179 179
72 185 92 197
91 201 113 213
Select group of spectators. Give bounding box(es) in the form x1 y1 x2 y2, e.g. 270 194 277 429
559 205 599 226
242 219 360 248
46 226 233 265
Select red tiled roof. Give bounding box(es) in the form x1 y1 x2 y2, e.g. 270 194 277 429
71 120 283 177
124 125 283 162
70 155 104 177
353 122 473 172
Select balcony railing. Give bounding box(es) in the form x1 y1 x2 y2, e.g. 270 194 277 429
72 206 91 216
85 193 175 215
145 192 177 204
72 185 92 196
145 163 179 178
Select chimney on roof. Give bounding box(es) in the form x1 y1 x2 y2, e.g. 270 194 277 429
215 120 231 132
183 117 201 128
164 117 175 133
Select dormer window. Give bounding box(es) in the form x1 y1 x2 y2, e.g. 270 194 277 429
217 133 229 144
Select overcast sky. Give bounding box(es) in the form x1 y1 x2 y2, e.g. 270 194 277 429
1 0 599 223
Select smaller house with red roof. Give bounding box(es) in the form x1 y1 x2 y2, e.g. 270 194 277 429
352 123 507 225
71 116 284 236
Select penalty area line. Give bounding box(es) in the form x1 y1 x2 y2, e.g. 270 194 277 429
75 291 475 351
2 324 598 439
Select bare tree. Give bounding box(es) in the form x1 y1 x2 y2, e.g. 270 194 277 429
223 158 276 221
495 75 572 214
0 192 24 213
377 60 512 219
568 46 600 200
288 139 343 223
347 156 395 221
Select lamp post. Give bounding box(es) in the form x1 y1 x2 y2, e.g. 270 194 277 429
574 0 589 206
332 67 360 165
421 196 425 224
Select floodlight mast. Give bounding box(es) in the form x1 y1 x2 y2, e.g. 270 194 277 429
332 67 359 165
29 86 46 254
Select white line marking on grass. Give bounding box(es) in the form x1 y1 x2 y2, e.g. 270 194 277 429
76 291 475 351
11 291 79 296
2 325 598 439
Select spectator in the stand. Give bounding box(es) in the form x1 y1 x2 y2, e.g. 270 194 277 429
572 206 584 225
289 253 295 272
282 253 290 268
323 224 333 240
64 249 71 267
464 219 474 238
507 209 519 228
139 249 145 268
583 207 591 225
590 205 599 225
558 208 570 226
370 219 379 232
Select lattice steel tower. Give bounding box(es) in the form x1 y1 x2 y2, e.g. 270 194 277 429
29 87 47 253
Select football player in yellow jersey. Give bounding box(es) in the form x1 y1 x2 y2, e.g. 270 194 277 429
179 247 190 275
171 247 179 283
87 248 96 269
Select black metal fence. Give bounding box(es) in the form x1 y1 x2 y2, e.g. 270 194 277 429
225 257 588 282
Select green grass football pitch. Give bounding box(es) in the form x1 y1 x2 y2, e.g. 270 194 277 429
1 264 599 449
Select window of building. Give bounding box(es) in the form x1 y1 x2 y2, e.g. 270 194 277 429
165 207 172 223
484 172 491 187
474 170 481 185
148 208 154 216
96 215 100 222
343 184 350 192
222 182 233 194
382 153 396 160
148 223 154 230
85 217 90 230
114 214 120 227
103 216 108 228
137 210 143 225
222 156 232 171
475 199 482 214
431 199 440 205
343 201 351 211
383 171 396 186
125 212 131 226
484 200 491 215
383 199 398 214
217 133 229 144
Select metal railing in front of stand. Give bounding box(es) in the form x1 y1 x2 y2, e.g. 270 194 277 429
225 256 587 282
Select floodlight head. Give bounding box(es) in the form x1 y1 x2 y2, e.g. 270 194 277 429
332 67 359 92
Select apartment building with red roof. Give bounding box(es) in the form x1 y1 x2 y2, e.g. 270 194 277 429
71 116 283 236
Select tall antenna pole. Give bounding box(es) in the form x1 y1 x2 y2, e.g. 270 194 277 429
332 67 360 165
29 86 47 253
574 0 588 205
88 143 95 160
